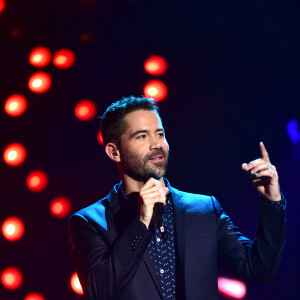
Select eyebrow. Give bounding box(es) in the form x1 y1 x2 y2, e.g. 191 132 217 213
130 128 165 139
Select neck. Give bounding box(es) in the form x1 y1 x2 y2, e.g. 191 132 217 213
121 173 165 195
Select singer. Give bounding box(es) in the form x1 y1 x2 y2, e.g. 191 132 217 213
68 96 286 300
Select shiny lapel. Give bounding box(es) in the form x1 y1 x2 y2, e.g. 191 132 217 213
171 187 187 287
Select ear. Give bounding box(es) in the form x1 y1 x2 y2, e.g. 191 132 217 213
105 143 121 162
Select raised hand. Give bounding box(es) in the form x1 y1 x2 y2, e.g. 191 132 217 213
242 142 281 202
138 178 169 228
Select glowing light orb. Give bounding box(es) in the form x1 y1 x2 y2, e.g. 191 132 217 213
218 277 246 299
74 99 97 121
1 217 25 241
143 80 168 101
97 130 104 146
1 267 23 290
144 55 168 76
24 292 45 300
0 0 6 13
53 49 75 69
29 47 52 68
49 196 72 218
70 272 83 295
4 94 28 117
28 72 52 93
3 143 27 166
287 119 300 144
26 170 49 192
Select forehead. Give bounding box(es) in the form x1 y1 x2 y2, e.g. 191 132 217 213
122 109 163 132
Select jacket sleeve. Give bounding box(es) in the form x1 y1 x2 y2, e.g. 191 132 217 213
213 195 286 283
69 213 153 299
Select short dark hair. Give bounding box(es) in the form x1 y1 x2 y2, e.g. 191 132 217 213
100 96 159 146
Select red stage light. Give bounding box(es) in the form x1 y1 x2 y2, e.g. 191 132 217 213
144 55 168 76
97 130 104 146
29 47 52 68
3 143 27 167
24 292 45 300
0 0 6 13
74 99 97 121
70 272 83 295
2 217 25 241
218 277 246 299
4 94 28 117
26 170 49 192
28 72 52 93
49 196 72 218
143 80 168 101
53 48 75 69
1 267 23 290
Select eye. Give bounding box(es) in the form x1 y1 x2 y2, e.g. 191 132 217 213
157 132 165 137
136 135 146 139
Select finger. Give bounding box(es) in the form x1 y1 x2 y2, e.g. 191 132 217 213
143 177 162 189
250 163 276 175
141 186 166 197
259 142 270 163
254 169 277 178
243 158 261 171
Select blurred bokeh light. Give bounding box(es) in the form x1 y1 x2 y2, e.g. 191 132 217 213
26 170 49 192
24 292 45 300
49 196 72 218
97 129 104 146
4 94 28 117
144 80 168 101
53 48 75 69
74 99 97 121
0 0 6 13
1 267 23 290
29 47 52 68
1 216 25 241
28 72 52 93
144 55 168 76
3 143 27 167
70 272 83 295
218 277 246 299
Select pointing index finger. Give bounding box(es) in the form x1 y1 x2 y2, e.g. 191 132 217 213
259 141 270 162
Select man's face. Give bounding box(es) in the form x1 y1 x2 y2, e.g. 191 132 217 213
118 109 169 182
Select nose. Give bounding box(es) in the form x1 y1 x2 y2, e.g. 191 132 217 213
149 136 163 150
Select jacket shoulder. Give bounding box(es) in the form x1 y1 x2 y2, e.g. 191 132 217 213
171 187 218 213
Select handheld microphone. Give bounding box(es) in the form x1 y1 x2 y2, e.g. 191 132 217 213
145 174 168 241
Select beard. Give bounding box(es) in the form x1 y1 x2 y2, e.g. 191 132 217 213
120 148 169 182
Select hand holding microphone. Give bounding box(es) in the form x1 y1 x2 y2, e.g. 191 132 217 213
138 177 169 228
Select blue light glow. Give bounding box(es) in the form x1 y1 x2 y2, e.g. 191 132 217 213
287 119 300 144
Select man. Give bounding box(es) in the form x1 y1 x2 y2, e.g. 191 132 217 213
69 96 286 300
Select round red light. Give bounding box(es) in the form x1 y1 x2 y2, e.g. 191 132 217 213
29 47 52 68
144 55 168 76
49 196 72 218
0 0 6 13
3 143 27 166
70 272 83 295
28 72 52 93
74 99 97 121
97 130 104 146
24 292 45 300
1 267 23 290
1 217 25 241
4 94 28 117
53 49 75 69
26 170 49 192
143 80 168 101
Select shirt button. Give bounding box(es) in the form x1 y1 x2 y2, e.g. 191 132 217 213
160 269 164 274
156 238 161 242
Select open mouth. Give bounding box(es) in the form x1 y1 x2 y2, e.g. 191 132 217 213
149 155 164 161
